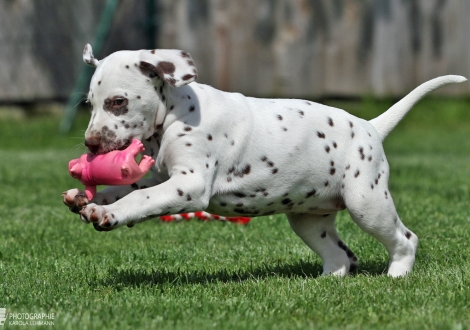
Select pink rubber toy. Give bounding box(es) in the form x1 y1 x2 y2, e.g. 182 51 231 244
68 139 155 200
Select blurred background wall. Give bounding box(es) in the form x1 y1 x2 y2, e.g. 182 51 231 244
1 0 469 104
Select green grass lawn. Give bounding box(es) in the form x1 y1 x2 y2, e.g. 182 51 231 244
0 99 469 329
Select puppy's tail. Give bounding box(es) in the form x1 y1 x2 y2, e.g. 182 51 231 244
369 75 467 141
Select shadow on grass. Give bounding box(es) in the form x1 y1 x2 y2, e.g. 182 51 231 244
96 259 388 288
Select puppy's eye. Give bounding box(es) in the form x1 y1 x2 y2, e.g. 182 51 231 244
113 98 124 106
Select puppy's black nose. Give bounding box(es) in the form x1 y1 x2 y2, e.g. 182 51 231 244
84 137 101 154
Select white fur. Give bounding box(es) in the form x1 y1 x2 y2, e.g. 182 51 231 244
63 44 466 277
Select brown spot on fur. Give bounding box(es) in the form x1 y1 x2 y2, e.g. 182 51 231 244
182 74 195 81
242 164 251 175
338 240 347 250
156 61 176 75
359 147 365 160
306 189 316 198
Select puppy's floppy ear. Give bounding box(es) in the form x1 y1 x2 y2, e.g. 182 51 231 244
83 43 100 67
139 49 198 87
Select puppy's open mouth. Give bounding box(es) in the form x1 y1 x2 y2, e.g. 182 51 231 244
96 138 132 155
117 139 132 151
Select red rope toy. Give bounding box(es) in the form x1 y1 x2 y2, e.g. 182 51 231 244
159 211 250 225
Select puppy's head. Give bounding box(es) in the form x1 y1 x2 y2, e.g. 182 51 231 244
82 44 197 154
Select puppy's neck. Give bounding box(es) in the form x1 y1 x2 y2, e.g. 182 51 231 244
153 81 200 134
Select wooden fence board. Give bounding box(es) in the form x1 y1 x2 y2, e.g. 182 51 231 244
0 0 468 101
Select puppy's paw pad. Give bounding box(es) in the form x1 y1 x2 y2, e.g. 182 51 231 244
62 188 88 213
74 193 89 209
100 214 114 228
79 204 105 224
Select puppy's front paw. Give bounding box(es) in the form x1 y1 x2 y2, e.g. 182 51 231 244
79 204 117 231
62 188 88 213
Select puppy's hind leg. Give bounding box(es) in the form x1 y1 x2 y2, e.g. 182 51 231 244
344 187 418 277
287 213 358 277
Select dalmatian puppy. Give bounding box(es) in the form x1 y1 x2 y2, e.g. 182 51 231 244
63 43 466 277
